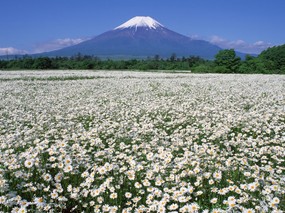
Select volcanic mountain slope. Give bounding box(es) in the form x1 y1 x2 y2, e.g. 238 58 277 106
42 16 222 59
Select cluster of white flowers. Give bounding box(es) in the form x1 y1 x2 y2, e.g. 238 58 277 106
0 71 284 212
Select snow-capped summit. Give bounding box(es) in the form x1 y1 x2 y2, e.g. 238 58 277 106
114 16 163 30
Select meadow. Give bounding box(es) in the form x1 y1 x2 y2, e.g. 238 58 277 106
0 70 284 213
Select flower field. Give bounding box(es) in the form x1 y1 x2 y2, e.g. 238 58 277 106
0 71 284 213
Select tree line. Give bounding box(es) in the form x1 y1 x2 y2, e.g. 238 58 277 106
1 45 284 74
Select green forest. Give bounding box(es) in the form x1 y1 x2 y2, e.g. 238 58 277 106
1 44 284 74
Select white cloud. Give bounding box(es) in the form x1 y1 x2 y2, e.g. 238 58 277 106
189 34 201 40
1 37 89 56
33 37 89 53
0 47 28 55
208 35 272 54
210 35 226 44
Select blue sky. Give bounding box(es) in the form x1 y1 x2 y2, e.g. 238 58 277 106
1 0 284 55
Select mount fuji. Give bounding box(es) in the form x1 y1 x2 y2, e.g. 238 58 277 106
41 16 223 59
